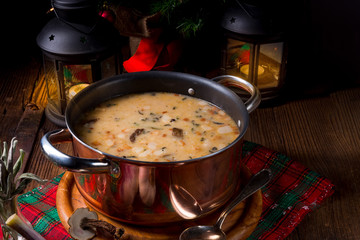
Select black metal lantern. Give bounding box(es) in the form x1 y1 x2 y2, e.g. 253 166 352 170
37 0 121 126
221 1 288 101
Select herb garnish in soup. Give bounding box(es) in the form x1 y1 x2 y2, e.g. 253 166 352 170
75 92 240 162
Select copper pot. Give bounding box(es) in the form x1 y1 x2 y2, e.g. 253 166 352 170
40 71 260 225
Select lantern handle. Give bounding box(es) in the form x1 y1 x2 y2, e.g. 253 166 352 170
40 129 120 175
51 0 98 34
211 75 261 113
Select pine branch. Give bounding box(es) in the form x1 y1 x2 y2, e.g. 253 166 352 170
105 0 228 38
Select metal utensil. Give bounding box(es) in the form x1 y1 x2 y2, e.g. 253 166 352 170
179 168 272 240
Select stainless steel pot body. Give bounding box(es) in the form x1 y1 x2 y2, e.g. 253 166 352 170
41 71 260 225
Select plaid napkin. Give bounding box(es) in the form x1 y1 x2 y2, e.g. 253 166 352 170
16 141 334 240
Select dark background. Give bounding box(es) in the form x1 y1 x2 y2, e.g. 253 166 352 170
2 0 360 99
1 1 50 65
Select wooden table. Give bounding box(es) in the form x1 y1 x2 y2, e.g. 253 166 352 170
1 56 360 240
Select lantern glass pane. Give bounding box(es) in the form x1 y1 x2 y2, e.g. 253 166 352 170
224 38 251 81
257 42 283 89
43 55 61 110
63 64 93 102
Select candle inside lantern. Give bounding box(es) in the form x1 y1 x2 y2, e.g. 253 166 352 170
63 64 93 102
240 64 265 76
68 83 90 100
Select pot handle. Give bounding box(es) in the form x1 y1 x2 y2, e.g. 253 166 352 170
211 75 261 113
41 129 117 174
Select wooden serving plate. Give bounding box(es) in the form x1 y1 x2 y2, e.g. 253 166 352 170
56 169 262 240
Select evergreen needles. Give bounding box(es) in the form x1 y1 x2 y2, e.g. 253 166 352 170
102 0 227 38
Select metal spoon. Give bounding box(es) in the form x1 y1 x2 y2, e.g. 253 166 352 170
179 168 272 240
170 184 204 219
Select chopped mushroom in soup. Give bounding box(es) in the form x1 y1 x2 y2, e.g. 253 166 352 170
75 92 240 162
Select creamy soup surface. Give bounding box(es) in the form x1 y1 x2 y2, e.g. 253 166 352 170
75 92 240 162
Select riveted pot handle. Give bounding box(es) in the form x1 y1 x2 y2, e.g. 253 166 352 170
212 75 261 113
41 129 116 174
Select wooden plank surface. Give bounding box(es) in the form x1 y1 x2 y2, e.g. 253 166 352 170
245 88 360 240
0 60 42 142
1 58 360 239
14 103 44 178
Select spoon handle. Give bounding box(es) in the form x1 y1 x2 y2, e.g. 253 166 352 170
214 168 272 230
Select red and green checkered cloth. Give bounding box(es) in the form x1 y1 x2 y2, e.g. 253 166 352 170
16 141 334 240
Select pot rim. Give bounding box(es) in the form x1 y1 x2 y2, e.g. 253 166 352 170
65 71 249 166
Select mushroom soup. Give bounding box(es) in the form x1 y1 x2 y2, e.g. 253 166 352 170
75 92 240 162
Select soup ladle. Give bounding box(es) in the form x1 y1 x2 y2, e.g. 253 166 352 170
179 168 272 240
